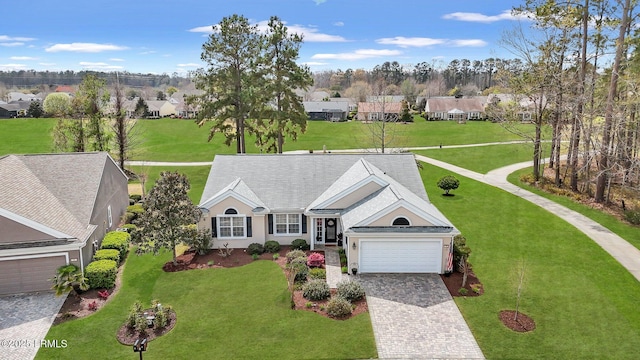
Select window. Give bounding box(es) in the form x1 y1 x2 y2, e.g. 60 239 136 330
218 208 246 239
392 217 411 226
275 214 301 235
107 205 112 227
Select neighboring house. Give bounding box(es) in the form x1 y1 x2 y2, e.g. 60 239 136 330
55 85 75 94
198 154 459 274
0 152 129 295
5 92 39 103
357 102 403 121
366 95 405 103
303 101 350 121
486 93 544 122
425 97 485 121
0 103 20 118
329 97 357 112
146 100 176 118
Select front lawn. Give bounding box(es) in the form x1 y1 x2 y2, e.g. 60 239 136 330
126 165 211 203
421 163 640 359
37 251 376 360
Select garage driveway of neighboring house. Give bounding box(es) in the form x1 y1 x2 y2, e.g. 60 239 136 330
358 273 485 359
0 292 67 360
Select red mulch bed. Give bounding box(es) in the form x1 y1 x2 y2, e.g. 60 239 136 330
499 310 536 332
116 309 177 345
164 246 365 320
440 270 484 297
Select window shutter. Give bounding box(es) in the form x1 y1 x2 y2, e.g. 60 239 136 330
268 214 273 234
247 217 252 237
302 215 307 234
211 217 217 238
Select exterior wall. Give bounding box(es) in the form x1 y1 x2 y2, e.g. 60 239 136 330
368 207 436 227
160 102 177 117
91 156 129 246
200 197 266 249
0 216 53 243
325 182 382 209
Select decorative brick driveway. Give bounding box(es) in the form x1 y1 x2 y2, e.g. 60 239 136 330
358 274 484 359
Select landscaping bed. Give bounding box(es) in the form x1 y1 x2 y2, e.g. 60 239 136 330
440 271 484 297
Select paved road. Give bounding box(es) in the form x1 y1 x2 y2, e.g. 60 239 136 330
415 154 640 283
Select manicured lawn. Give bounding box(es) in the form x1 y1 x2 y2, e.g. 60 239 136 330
415 142 553 174
38 252 376 359
508 167 640 252
0 118 56 155
126 165 211 203
421 163 640 359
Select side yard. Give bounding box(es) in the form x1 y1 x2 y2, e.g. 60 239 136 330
37 250 376 360
421 163 640 359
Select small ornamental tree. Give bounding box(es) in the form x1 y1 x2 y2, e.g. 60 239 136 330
437 175 460 195
134 172 202 265
453 235 472 287
50 264 89 296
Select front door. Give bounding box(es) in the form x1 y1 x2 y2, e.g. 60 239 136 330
325 218 337 244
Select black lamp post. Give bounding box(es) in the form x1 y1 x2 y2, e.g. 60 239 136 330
133 338 147 360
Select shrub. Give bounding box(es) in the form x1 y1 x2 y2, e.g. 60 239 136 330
302 279 330 300
122 212 136 224
87 301 98 311
184 224 210 255
309 268 326 280
287 257 309 282
437 175 460 195
252 253 259 261
85 260 117 289
264 240 280 253
247 243 265 255
98 290 109 299
207 260 215 266
341 266 348 274
306 252 325 267
458 288 468 296
305 301 313 308
291 238 310 251
154 309 167 328
336 280 366 302
326 297 352 318
126 204 145 223
453 234 471 271
338 248 346 256
101 231 130 259
130 194 142 203
285 249 307 264
272 253 279 260
624 208 640 225
121 224 137 232
93 249 120 264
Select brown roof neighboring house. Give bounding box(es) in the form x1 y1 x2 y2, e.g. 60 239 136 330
55 85 75 94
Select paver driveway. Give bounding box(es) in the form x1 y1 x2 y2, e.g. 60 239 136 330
0 292 66 360
358 274 484 359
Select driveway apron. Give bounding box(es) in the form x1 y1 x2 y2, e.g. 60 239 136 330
0 292 67 360
358 274 484 359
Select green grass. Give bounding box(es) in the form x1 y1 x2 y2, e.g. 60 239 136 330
421 163 640 359
415 142 553 174
38 252 376 360
508 167 640 252
127 165 211 203
2 118 543 162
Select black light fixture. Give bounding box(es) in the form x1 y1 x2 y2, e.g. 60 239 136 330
133 338 147 360
352 241 357 250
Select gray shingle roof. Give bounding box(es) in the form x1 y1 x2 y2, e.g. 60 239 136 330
0 152 112 242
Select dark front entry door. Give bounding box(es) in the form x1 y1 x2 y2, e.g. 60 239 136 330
325 218 337 243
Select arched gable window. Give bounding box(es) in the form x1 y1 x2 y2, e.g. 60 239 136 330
224 208 238 214
392 217 410 226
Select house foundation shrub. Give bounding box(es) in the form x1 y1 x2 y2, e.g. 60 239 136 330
101 231 131 259
309 268 326 280
285 249 307 264
85 260 117 289
336 280 366 302
326 297 352 318
247 242 265 255
302 279 330 300
291 238 309 251
93 249 120 264
264 240 280 253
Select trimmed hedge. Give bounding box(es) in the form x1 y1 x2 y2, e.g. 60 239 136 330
264 240 280 253
291 238 309 251
247 243 265 255
101 231 130 259
85 259 117 289
93 249 120 264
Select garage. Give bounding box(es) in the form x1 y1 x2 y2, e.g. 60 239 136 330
0 254 68 295
359 239 443 273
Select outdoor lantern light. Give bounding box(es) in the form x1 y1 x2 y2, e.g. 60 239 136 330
133 338 147 360
352 241 357 250
146 314 155 327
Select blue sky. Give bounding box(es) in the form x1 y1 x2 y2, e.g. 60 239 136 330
0 0 531 75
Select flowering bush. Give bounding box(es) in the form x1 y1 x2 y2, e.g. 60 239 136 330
302 279 330 300
336 280 365 302
98 289 109 300
306 252 325 268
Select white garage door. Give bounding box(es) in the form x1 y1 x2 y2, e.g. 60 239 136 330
359 239 442 273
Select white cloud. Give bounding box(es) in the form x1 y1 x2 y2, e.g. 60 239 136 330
110 58 125 62
140 50 157 55
190 21 348 43
39 62 56 66
302 61 329 66
0 63 27 70
334 21 344 27
79 61 124 70
312 49 402 61
0 35 35 42
442 10 528 23
449 39 487 47
313 0 327 4
177 63 200 67
377 37 446 47
0 42 24 47
46 43 128 53
10 56 37 60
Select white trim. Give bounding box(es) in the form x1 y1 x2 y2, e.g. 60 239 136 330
0 252 69 264
353 200 450 228
391 216 412 226
216 213 247 239
0 207 74 239
312 175 388 210
273 213 302 236
358 238 443 273
0 242 81 257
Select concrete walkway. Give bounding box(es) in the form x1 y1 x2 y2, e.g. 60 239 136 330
415 154 640 282
0 292 67 360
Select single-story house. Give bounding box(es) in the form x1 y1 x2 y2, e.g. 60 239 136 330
303 101 350 121
425 97 485 121
0 152 129 295
0 103 20 118
486 93 545 122
198 154 459 274
146 100 176 118
357 102 403 121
